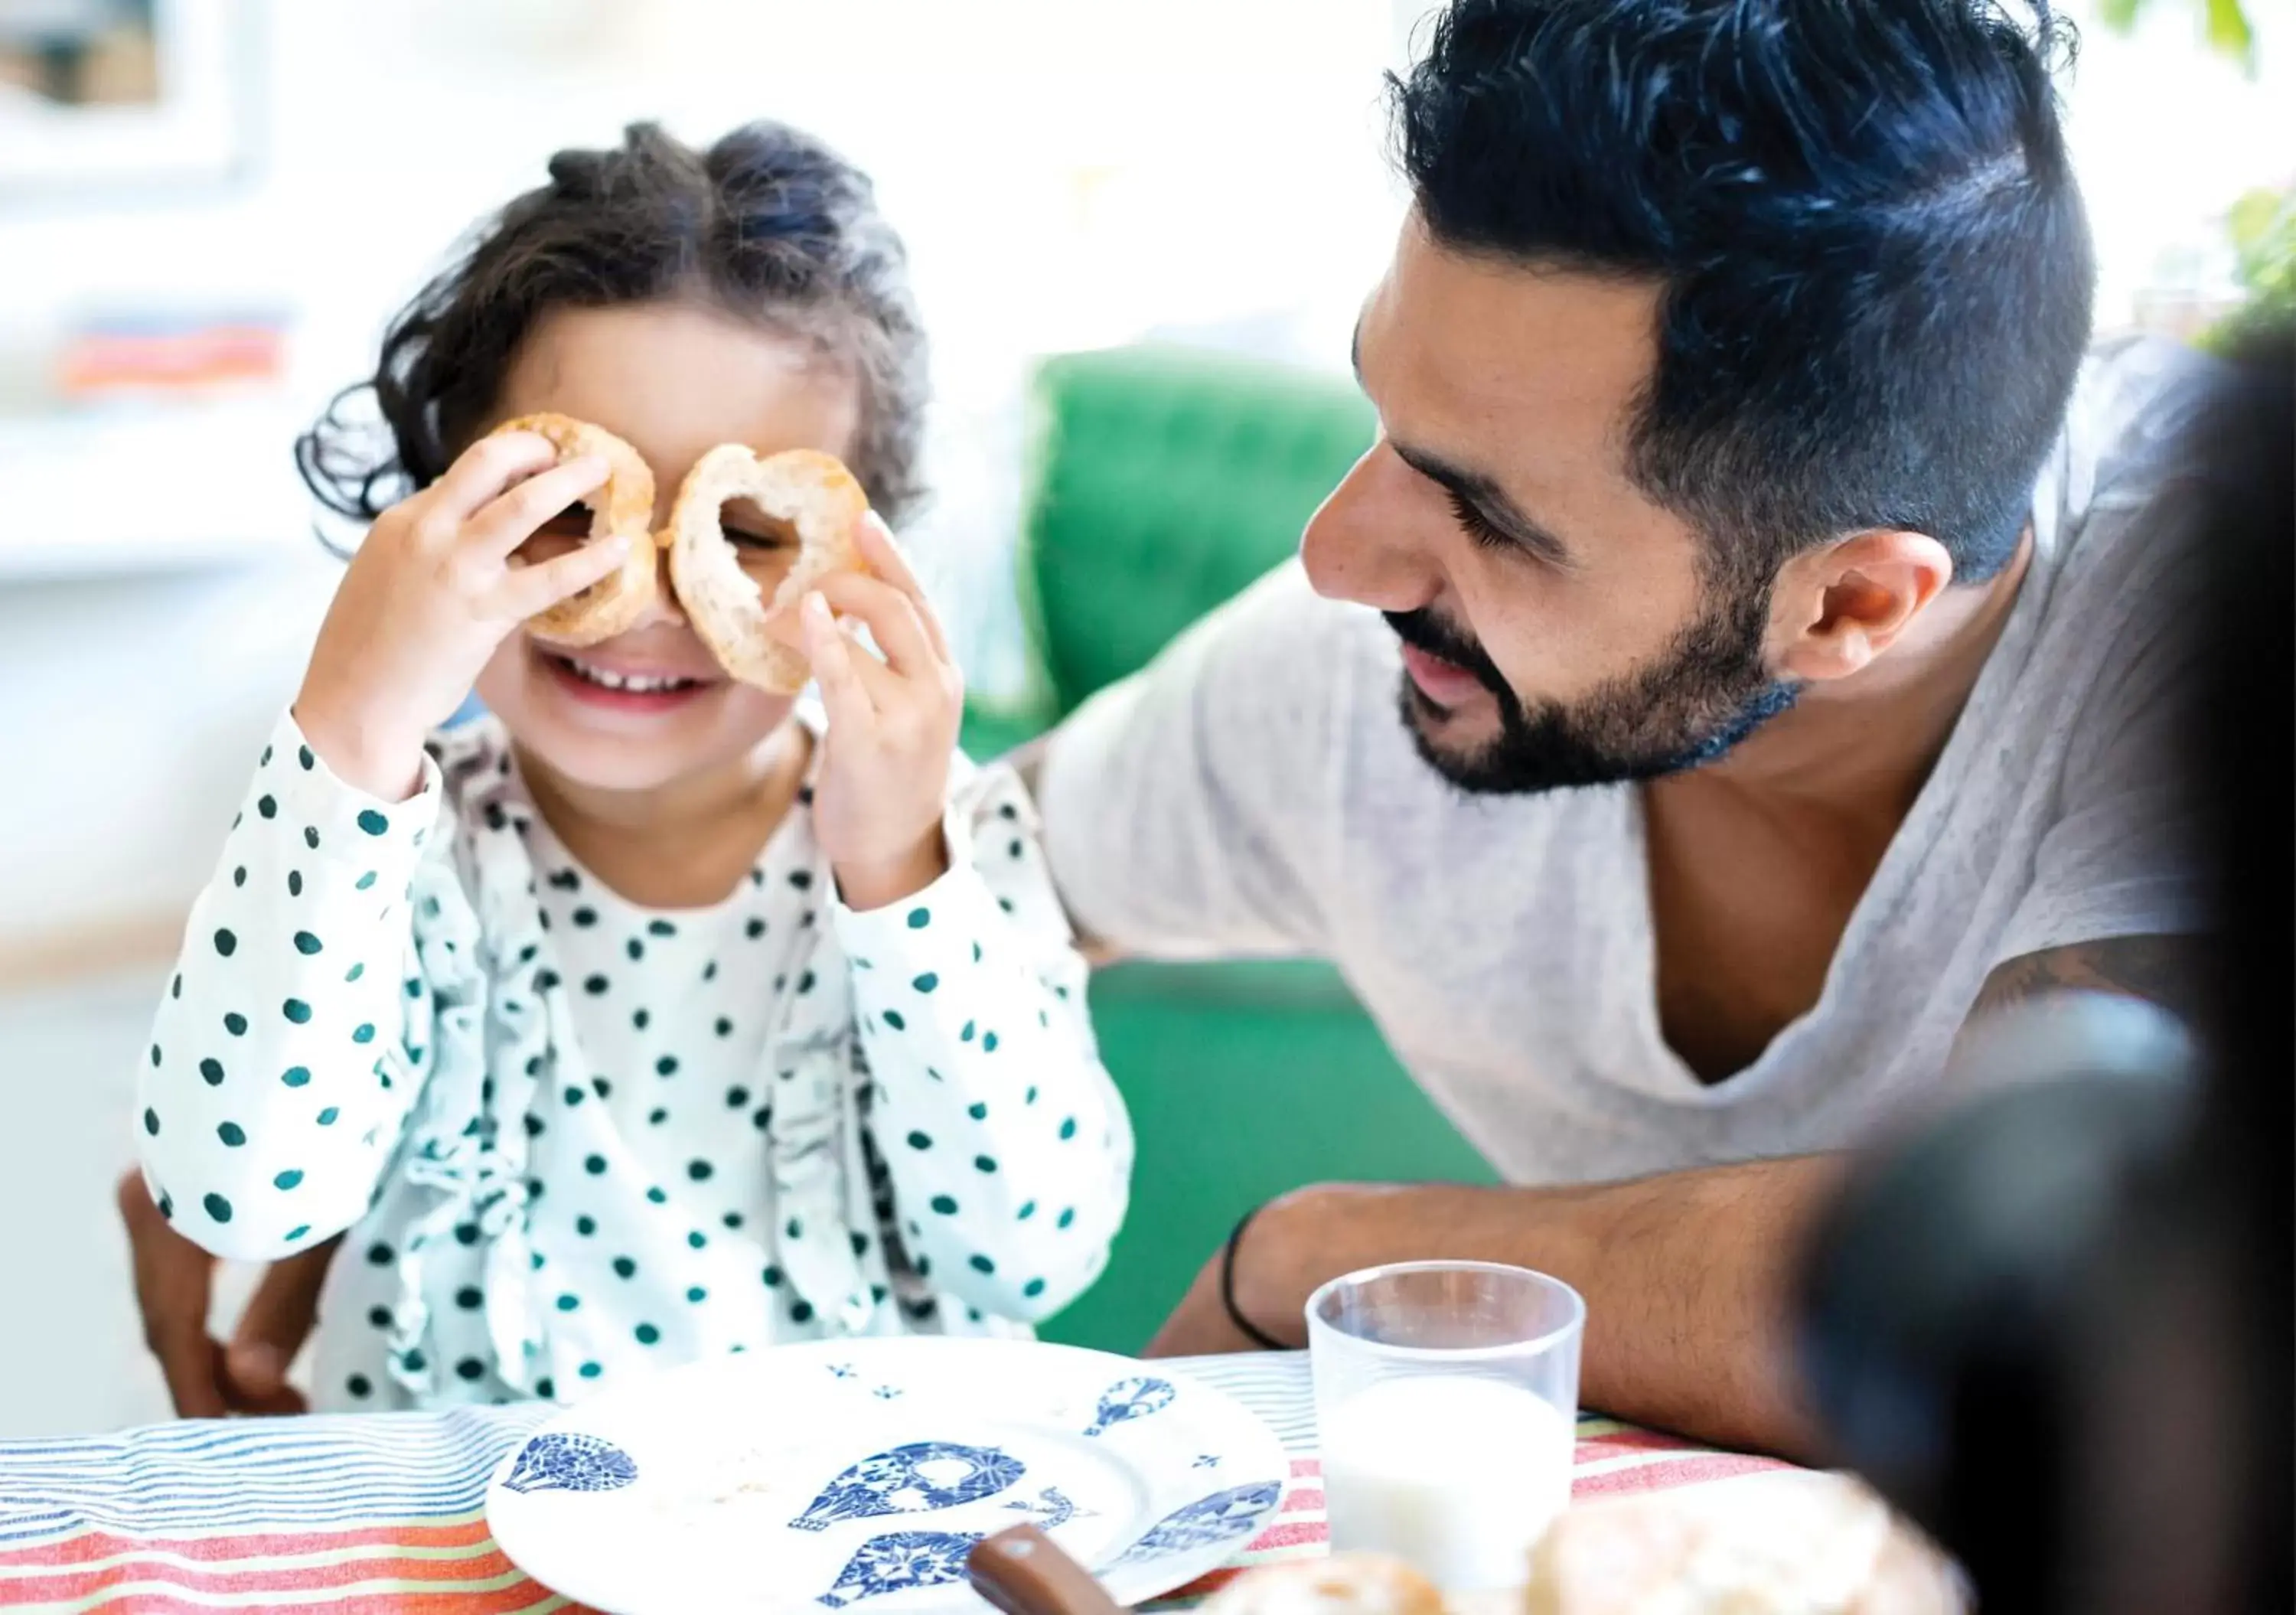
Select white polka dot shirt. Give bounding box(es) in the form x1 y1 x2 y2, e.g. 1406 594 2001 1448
135 712 1132 1411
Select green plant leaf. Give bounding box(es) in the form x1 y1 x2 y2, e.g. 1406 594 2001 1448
2227 188 2286 258
2204 0 2256 69
2225 186 2296 293
2095 0 2255 70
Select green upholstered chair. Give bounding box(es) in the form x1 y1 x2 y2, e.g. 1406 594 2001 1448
961 346 1496 1352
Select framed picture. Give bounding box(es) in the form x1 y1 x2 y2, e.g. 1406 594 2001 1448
0 0 265 199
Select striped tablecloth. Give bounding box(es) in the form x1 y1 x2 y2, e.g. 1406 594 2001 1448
0 1353 1787 1612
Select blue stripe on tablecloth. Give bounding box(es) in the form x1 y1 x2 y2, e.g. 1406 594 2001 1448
0 1511 75 1547
0 1354 1316 1545
0 1405 546 1538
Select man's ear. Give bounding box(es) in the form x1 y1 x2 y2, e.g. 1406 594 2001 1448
1770 529 1955 684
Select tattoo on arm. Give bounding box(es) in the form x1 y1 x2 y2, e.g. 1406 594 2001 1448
1970 935 2203 1023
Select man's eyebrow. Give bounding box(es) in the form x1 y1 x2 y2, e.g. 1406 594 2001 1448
1390 441 1576 569
1351 315 1574 570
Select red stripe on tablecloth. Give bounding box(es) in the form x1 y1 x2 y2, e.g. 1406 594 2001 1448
1242 1519 1329 1552
0 1518 496 1569
1572 1451 1786 1496
292 1587 577 1614
55 1584 572 1614
0 1538 523 1604
1574 1427 1708 1462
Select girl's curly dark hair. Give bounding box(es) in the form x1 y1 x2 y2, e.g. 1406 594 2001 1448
295 119 928 528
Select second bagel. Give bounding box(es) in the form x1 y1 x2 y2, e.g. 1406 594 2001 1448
668 445 869 693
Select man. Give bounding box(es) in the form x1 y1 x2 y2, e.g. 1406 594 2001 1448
1032 0 2210 1454
126 0 2211 1454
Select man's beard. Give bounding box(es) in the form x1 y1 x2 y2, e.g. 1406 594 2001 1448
1387 582 1799 795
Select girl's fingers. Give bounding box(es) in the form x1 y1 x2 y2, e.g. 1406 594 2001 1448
802 591 882 722
851 513 952 660
466 454 614 560
427 429 569 525
805 572 941 679
492 533 634 619
822 601 908 709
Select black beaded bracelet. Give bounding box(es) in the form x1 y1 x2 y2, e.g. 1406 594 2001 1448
1219 1203 1293 1352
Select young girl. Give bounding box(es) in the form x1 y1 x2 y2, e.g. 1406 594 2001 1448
134 120 1130 1411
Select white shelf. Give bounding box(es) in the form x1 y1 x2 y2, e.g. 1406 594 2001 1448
0 406 321 581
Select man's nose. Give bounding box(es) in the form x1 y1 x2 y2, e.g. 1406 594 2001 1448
1300 441 1445 615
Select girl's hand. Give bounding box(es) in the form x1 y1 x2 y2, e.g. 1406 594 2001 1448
295 432 631 799
795 514 965 910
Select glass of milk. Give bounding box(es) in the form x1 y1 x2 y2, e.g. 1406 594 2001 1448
1306 1261 1586 1594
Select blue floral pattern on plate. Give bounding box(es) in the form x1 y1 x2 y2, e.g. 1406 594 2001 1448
1083 1375 1176 1437
789 1441 1026 1531
484 1340 1293 1614
816 1530 980 1608
815 1489 1080 1607
501 1433 640 1496
1114 1480 1285 1566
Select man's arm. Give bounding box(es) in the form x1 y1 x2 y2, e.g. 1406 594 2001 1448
116 1168 336 1418
1150 1161 1847 1459
1009 735 1124 965
1150 935 2206 1459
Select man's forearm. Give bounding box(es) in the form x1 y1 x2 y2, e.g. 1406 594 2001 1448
1233 1157 1849 1458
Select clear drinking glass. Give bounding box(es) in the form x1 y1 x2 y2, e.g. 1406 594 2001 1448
1306 1261 1587 1593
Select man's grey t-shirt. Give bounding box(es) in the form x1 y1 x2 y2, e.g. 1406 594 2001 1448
1038 340 2213 1186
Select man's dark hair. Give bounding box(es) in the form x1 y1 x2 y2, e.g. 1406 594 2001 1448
1391 0 2094 584
298 119 928 527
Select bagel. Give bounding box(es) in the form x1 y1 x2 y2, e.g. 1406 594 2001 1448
1201 1555 1446 1615
667 444 869 693
492 412 662 646
1522 1473 1966 1615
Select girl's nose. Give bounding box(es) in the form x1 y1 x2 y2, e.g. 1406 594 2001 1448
627 537 688 628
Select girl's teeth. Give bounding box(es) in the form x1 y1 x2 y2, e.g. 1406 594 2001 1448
566 658 693 693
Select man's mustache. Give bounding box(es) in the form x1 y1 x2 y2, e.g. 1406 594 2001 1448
1383 608 1512 700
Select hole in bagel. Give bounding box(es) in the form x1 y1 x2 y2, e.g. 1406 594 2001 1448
517 501 595 566
719 498 801 587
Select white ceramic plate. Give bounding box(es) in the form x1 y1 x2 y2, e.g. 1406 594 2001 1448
486 1338 1291 1614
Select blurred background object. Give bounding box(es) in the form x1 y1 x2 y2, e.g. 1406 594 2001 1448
0 0 2286 1434
0 0 266 196
53 307 287 400
2098 0 2257 75
1796 330 2293 1615
2089 0 2289 344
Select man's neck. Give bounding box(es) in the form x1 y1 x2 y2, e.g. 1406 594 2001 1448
1637 533 2035 1083
1655 531 2034 829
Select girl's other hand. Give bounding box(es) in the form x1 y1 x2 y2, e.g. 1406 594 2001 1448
295 431 631 799
793 513 964 909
